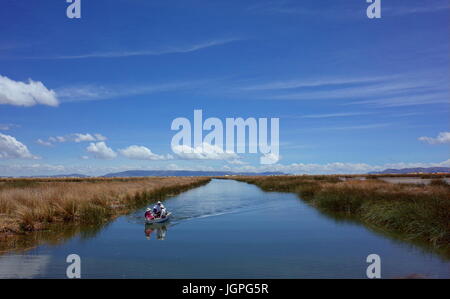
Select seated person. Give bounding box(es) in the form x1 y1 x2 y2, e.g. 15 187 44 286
152 201 165 218
144 208 154 220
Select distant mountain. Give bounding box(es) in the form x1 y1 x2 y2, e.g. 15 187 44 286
49 174 90 178
369 167 450 174
102 170 284 177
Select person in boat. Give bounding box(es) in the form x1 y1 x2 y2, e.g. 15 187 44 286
160 206 167 218
152 201 166 218
145 208 154 221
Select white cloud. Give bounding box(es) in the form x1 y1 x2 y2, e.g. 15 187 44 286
385 2 449 16
261 153 281 164
38 133 107 146
172 142 239 160
241 76 388 91
93 134 107 141
0 133 37 159
242 73 448 108
119 145 171 161
227 159 248 165
418 132 450 145
231 159 450 175
249 1 449 18
49 136 66 143
48 38 241 59
298 112 373 119
86 142 117 159
56 80 206 102
0 75 58 107
73 133 106 143
73 133 96 142
1 159 449 177
0 123 19 131
36 139 52 147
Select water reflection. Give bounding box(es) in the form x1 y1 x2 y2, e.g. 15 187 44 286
1 179 448 278
0 222 108 255
144 223 169 240
0 255 50 278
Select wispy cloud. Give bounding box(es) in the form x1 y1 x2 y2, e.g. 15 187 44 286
56 80 206 102
384 2 449 16
0 123 19 131
240 76 390 91
240 72 448 108
305 123 392 131
248 0 449 18
297 112 373 119
36 38 241 60
347 92 449 107
267 80 442 101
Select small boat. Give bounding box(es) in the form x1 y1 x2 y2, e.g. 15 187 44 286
145 212 172 224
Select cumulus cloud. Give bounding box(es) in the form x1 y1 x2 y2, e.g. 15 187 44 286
260 153 281 164
0 133 37 159
86 142 117 159
172 142 239 160
37 133 107 146
73 133 107 142
418 132 450 145
0 75 58 107
227 159 248 165
36 139 53 147
231 159 450 175
119 145 172 161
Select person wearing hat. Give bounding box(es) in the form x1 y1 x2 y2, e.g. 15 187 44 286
152 201 166 218
144 207 154 221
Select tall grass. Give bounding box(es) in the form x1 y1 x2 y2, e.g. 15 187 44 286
0 177 211 234
235 176 450 249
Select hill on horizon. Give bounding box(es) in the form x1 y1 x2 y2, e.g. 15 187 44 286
368 167 450 174
102 170 285 177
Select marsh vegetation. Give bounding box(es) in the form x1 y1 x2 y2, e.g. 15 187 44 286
234 175 450 251
0 177 211 236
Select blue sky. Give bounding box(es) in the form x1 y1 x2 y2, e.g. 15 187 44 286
0 0 449 176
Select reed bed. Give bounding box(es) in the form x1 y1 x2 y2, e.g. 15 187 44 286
234 176 450 249
0 177 210 235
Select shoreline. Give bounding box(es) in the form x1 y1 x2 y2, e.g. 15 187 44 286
0 177 211 252
232 175 450 256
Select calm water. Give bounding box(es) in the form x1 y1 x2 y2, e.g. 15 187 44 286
0 179 449 278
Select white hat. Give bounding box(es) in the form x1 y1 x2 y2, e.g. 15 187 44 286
146 208 151 211
157 201 162 204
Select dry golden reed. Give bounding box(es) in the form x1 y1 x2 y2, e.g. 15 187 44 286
0 177 210 234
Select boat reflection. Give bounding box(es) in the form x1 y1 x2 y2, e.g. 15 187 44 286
144 223 169 240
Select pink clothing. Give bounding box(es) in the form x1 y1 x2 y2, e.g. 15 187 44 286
145 211 154 220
